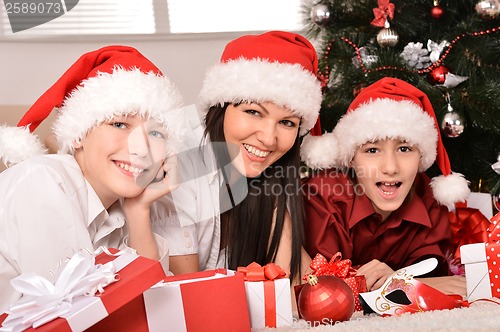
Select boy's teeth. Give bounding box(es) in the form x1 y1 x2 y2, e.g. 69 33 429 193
119 162 144 174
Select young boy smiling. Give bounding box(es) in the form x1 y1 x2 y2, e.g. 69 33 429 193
300 77 470 296
0 45 183 310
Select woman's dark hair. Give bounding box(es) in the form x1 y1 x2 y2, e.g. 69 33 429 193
203 103 304 280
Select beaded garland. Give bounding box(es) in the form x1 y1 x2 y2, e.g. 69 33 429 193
317 25 500 87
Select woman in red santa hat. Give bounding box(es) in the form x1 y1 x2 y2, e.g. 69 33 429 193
0 45 184 309
166 31 323 284
300 77 470 296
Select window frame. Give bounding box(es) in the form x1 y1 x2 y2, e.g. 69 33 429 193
0 0 302 42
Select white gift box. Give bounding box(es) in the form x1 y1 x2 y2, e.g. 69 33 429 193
460 242 500 300
244 278 293 329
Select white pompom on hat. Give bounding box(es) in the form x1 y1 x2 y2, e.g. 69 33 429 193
301 77 470 209
0 45 184 167
198 30 322 136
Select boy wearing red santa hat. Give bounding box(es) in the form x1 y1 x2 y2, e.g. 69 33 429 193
0 45 184 309
301 77 470 296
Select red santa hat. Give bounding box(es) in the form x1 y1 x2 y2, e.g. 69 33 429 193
198 30 322 136
0 45 183 167
301 77 470 208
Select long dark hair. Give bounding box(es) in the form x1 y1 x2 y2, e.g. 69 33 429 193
203 103 304 280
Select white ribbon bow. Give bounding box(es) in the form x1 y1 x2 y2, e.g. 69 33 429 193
0 247 125 332
427 39 449 63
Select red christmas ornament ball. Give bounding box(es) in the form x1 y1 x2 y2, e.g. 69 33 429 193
298 275 355 325
429 65 449 84
431 5 444 19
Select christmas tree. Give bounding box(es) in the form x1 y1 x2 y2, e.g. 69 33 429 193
301 0 500 211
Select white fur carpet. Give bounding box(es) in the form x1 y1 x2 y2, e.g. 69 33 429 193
257 299 500 332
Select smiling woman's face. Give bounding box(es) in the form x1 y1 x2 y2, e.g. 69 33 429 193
223 101 300 178
351 138 420 221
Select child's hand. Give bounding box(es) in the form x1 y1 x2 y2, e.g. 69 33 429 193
121 154 179 261
125 153 180 211
416 276 467 298
144 153 180 201
356 259 394 291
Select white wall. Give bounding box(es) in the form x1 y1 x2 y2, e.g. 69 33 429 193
0 33 246 106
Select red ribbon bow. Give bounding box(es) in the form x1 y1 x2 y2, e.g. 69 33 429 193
449 207 490 259
303 252 356 281
371 0 395 27
237 262 286 282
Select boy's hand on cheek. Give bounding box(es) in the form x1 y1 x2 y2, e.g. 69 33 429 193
356 259 394 291
127 153 180 211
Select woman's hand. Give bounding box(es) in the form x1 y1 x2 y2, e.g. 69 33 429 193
416 276 467 298
356 259 394 291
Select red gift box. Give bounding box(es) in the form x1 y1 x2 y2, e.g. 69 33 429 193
0 248 166 331
141 269 251 332
302 253 367 312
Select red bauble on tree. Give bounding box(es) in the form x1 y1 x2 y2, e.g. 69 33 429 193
431 0 444 19
428 65 449 84
297 275 355 325
431 5 444 19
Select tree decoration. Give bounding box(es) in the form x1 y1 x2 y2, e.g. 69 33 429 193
401 42 431 69
352 46 378 69
428 65 449 84
371 0 395 27
431 0 445 19
441 95 465 138
427 39 449 63
297 275 355 325
377 25 400 47
371 0 399 47
311 3 331 27
475 0 500 18
441 72 469 88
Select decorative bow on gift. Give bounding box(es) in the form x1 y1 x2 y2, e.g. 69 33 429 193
237 262 288 328
1 247 128 332
371 0 395 27
449 207 490 259
304 252 356 281
237 262 286 281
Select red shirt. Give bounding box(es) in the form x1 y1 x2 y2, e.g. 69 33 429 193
303 170 452 276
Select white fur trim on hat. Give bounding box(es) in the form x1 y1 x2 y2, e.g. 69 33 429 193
300 132 338 169
430 172 471 209
0 126 46 167
54 67 184 154
198 58 322 136
334 98 437 171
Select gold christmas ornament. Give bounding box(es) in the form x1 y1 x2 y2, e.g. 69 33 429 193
377 27 399 47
